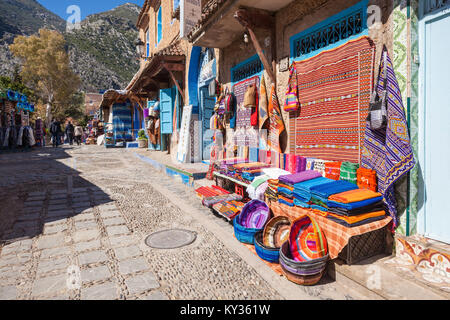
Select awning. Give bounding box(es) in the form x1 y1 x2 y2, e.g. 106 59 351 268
126 40 186 99
100 89 144 110
187 0 295 48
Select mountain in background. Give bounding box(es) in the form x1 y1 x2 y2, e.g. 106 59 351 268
0 0 141 92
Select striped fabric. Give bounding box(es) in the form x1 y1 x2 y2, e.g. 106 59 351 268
112 103 133 141
289 36 375 162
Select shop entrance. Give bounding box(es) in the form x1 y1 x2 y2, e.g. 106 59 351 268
419 4 450 243
200 86 215 161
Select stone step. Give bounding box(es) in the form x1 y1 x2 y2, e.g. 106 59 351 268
328 254 450 300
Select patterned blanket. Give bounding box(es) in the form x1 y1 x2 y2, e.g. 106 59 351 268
361 48 416 228
289 36 375 163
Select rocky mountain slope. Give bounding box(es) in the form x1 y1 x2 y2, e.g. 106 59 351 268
0 0 141 92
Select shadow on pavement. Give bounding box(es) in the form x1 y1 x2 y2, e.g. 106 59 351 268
0 145 114 245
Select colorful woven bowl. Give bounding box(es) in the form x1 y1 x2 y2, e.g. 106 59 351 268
238 200 270 229
254 231 280 263
233 216 263 245
289 215 328 262
263 216 291 248
280 242 329 274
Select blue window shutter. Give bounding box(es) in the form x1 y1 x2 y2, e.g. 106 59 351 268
160 88 173 134
157 7 162 45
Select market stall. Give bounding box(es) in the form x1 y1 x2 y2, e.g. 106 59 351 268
192 35 414 286
0 89 36 150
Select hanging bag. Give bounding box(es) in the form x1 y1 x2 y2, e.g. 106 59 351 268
367 51 388 130
243 84 256 108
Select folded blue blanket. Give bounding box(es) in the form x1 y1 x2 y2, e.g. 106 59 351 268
293 198 310 208
279 199 294 207
293 192 310 202
327 196 384 210
278 187 293 196
310 180 359 198
294 177 332 192
311 204 328 212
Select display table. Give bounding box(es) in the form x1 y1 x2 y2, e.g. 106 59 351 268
270 201 392 264
213 171 250 188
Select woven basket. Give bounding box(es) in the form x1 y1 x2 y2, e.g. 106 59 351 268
281 266 325 286
279 242 329 274
233 217 263 244
254 231 280 263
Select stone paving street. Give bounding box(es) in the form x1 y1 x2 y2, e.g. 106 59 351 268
0 145 366 300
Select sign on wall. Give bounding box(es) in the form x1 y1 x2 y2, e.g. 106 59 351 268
177 105 193 163
180 0 202 39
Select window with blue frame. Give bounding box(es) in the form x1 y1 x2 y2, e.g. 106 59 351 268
290 0 369 62
145 28 150 57
156 6 162 46
173 0 180 11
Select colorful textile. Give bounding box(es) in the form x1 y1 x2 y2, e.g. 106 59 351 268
324 162 342 180
289 215 328 262
293 198 311 208
357 167 378 192
288 154 297 174
202 194 243 208
312 159 330 177
339 162 360 184
284 64 300 112
327 196 384 210
212 200 246 221
361 49 415 228
310 180 359 199
259 75 269 131
112 103 133 141
290 36 375 162
306 158 315 170
279 170 322 185
329 189 382 204
268 84 286 153
293 177 333 202
328 201 385 217
296 156 306 173
271 202 392 259
234 76 260 128
239 200 270 229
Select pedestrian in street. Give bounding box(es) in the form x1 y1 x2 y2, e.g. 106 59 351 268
65 121 75 146
50 119 62 148
74 123 83 146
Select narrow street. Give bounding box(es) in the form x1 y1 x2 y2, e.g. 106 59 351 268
0 146 366 300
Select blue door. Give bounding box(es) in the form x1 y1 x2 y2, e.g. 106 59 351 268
200 87 215 160
419 6 450 243
160 88 174 135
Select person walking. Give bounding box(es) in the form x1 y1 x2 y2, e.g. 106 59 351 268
74 123 83 146
50 119 62 148
65 121 75 146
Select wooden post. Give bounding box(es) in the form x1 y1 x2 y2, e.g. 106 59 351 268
163 63 185 103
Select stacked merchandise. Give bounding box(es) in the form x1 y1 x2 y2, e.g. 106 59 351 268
212 200 246 221
196 185 230 200
265 180 279 202
226 162 271 184
278 171 323 208
321 189 386 228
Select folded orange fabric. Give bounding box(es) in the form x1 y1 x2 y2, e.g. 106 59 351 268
357 168 378 192
328 189 382 203
325 162 342 180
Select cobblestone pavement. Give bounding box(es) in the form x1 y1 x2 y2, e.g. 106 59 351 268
0 145 362 300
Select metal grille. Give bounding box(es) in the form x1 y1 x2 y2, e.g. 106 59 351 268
292 9 364 59
424 0 449 14
232 57 263 83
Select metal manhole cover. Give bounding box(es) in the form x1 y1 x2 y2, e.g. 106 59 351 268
145 229 197 249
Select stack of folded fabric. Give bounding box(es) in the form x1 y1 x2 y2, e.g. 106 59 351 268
293 177 332 208
265 179 279 202
247 175 270 201
277 171 322 208
309 180 359 211
321 189 386 227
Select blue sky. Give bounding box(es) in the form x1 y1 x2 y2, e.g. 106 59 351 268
37 0 145 21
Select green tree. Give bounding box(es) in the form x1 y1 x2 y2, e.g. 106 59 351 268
9 29 81 121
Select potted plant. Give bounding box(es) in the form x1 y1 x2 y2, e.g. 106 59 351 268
137 129 148 148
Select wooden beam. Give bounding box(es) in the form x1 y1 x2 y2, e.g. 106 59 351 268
163 63 185 72
234 9 276 86
163 63 185 102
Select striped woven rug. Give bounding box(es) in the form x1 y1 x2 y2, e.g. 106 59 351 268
290 36 375 163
